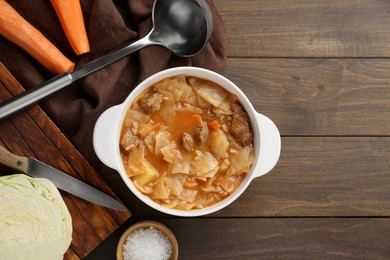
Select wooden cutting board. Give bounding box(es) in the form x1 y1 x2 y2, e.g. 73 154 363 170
0 62 131 260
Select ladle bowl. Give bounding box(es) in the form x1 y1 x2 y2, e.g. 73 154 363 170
151 0 213 56
0 0 213 120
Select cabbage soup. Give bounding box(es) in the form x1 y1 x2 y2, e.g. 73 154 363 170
119 74 254 210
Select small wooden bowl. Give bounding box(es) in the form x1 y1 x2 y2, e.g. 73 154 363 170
116 220 178 260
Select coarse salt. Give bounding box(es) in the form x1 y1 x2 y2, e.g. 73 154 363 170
123 226 172 260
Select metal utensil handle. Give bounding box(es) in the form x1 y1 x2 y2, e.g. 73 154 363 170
72 36 152 81
0 73 73 120
0 144 28 172
0 35 153 121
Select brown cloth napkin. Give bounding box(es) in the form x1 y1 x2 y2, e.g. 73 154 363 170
0 0 226 172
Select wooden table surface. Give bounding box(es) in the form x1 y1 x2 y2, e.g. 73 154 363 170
1 0 389 259
84 1 390 259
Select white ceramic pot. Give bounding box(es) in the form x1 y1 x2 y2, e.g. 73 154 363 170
93 67 281 217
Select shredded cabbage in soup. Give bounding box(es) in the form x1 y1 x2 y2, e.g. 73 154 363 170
120 75 254 210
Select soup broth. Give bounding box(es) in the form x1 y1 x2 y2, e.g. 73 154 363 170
120 75 254 210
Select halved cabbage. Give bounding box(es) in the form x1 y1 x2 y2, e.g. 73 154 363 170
0 174 72 260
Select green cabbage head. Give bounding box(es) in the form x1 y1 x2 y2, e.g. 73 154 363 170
0 174 72 260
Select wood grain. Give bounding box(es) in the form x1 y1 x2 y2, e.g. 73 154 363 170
215 0 390 57
87 218 390 259
213 137 390 217
224 58 390 135
0 63 131 259
3 0 390 258
166 218 390 259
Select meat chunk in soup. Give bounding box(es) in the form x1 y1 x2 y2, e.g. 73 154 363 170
194 121 209 145
230 114 253 146
120 128 140 152
181 133 194 152
120 74 255 211
138 90 163 114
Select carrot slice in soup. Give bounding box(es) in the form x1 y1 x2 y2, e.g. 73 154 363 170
208 119 221 131
184 114 202 125
0 0 75 74
50 0 90 55
184 181 199 189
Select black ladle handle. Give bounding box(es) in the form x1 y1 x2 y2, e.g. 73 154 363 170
0 36 153 120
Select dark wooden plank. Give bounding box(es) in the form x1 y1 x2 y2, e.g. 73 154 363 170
224 58 390 135
86 218 390 260
216 0 390 57
64 249 80 260
213 137 390 217
167 218 390 259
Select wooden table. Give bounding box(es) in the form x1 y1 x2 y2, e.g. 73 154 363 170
86 1 390 259
1 0 389 259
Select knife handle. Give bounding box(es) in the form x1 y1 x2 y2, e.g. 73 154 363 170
0 144 28 173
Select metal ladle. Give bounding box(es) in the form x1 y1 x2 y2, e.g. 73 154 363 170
0 0 213 119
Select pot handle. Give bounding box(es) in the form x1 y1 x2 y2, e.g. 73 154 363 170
93 105 122 170
251 113 281 179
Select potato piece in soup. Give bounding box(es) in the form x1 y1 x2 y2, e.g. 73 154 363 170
120 75 254 210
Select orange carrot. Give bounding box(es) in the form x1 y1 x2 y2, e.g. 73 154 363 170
0 0 75 74
184 114 202 125
184 181 198 189
208 119 220 131
50 0 90 55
